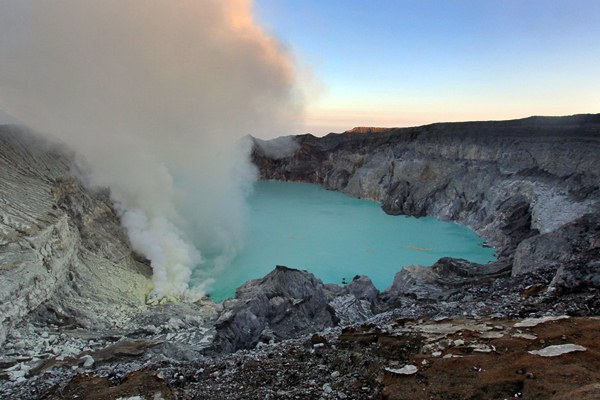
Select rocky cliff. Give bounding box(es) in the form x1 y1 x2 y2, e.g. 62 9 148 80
0 126 155 347
252 114 600 293
0 126 223 364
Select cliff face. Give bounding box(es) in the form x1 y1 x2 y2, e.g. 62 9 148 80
252 114 600 289
0 126 152 346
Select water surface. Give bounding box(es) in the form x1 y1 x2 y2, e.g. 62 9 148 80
197 181 495 302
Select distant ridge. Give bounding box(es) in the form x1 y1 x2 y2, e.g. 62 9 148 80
345 127 390 134
341 113 600 135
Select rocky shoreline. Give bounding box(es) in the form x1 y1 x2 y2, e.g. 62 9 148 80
252 114 600 294
1 115 600 399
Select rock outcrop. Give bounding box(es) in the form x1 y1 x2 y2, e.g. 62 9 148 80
252 114 600 291
0 126 153 346
212 265 394 352
381 258 512 304
213 266 339 352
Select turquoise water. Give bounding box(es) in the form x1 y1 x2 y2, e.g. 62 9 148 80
199 181 495 302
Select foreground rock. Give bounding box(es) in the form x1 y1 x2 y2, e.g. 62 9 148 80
213 266 340 352
210 258 600 353
10 315 600 400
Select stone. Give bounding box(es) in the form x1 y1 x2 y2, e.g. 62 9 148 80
511 333 537 340
528 344 587 357
479 331 504 339
380 258 512 304
514 316 569 328
385 365 418 375
521 283 545 297
213 266 339 352
81 355 95 369
167 318 186 330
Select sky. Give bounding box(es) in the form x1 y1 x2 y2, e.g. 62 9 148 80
254 0 600 135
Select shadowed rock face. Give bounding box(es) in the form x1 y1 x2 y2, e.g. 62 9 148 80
213 266 340 352
252 114 600 292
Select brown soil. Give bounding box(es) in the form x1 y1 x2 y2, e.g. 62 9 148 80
40 370 172 400
38 317 600 400
381 317 600 400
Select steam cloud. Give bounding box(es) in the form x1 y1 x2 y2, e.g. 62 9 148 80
0 1 302 299
253 136 301 160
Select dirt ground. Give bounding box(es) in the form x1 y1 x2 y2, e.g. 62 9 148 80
379 317 600 400
36 316 600 400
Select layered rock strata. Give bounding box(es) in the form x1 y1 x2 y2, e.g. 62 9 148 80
0 126 151 346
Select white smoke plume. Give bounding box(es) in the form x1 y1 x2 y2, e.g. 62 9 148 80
253 135 301 160
0 1 303 299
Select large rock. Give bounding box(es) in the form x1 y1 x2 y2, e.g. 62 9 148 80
513 214 600 278
213 266 339 352
212 268 391 352
380 258 511 305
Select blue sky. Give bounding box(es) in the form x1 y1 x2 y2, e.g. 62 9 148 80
255 0 600 134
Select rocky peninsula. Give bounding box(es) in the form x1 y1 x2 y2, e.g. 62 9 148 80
1 114 599 399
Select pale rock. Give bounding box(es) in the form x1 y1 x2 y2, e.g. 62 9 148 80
443 354 463 359
511 333 537 340
385 364 418 375
479 331 504 339
167 317 186 330
470 344 493 353
514 316 570 328
528 344 586 357
81 354 95 368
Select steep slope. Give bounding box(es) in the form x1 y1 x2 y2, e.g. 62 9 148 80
0 126 152 346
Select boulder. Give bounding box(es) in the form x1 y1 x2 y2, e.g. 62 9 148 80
213 266 339 352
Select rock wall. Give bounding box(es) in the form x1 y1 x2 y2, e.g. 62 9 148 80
252 114 600 280
0 126 152 346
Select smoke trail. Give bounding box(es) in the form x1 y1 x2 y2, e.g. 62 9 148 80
0 1 303 299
